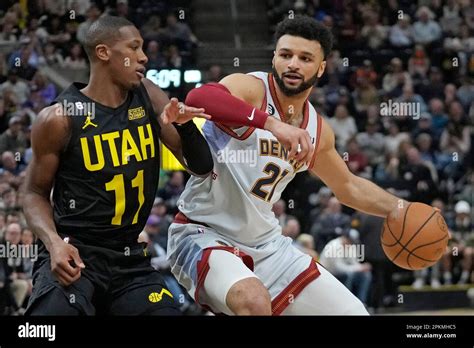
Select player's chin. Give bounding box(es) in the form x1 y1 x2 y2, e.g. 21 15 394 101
284 84 302 93
128 79 141 89
283 81 303 92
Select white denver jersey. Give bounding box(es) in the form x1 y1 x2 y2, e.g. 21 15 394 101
177 71 322 246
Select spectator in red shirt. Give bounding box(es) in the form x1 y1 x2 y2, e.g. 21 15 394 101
346 137 369 176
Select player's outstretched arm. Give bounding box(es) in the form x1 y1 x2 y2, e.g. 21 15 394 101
142 78 213 177
309 117 404 218
186 73 314 163
23 105 85 286
185 73 268 127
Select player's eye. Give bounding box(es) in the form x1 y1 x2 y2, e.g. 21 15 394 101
280 54 291 59
301 56 312 62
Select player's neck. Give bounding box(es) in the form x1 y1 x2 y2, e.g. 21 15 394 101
81 70 129 109
274 82 311 125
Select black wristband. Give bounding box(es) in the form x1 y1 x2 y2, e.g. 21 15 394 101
172 120 213 175
173 121 195 136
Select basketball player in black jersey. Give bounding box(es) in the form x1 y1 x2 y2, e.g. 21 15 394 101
22 16 213 315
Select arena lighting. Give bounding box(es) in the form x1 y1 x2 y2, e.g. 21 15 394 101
146 69 182 88
146 69 203 89
184 70 202 83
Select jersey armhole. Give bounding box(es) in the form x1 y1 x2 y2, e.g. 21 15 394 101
308 113 323 169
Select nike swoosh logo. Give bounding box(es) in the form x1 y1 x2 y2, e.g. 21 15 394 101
247 108 256 121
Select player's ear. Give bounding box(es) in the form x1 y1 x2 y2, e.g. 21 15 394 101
95 44 110 61
272 51 276 66
317 60 326 78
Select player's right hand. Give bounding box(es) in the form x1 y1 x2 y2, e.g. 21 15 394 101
50 240 85 286
264 117 314 163
161 98 212 125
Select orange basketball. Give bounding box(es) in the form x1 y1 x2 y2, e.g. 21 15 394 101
381 202 449 270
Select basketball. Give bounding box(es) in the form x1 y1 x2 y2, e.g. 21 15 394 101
381 202 450 270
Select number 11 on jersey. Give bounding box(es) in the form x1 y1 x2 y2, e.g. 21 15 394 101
105 170 145 225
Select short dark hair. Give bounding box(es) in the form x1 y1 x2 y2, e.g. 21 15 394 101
274 15 333 59
83 15 135 61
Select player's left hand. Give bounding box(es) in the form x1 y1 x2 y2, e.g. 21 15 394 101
161 98 212 125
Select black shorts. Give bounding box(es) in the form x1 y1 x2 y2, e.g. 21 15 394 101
25 236 180 316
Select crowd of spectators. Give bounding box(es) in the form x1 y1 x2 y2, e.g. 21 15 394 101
0 0 472 315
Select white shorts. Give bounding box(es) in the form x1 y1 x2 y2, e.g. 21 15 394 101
167 217 320 315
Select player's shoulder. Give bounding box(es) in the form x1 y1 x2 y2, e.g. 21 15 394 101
33 104 71 141
219 73 265 108
36 104 67 123
219 72 262 84
141 78 169 106
141 77 158 91
139 77 162 100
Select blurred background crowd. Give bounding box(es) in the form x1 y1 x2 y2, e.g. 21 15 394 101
0 0 472 315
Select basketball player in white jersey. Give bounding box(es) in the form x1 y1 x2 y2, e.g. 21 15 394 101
165 15 405 315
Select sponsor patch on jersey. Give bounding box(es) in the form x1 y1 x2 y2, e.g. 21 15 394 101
128 106 146 120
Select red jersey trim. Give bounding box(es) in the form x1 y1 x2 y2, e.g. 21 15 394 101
268 73 309 129
308 112 323 169
271 260 320 315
